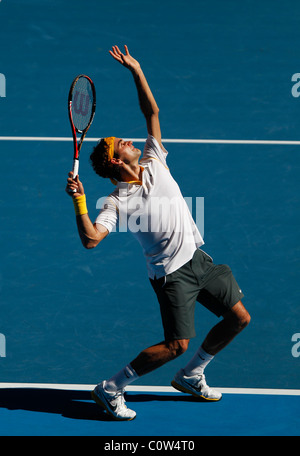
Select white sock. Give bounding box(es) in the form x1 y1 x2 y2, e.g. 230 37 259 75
183 346 214 377
104 364 139 392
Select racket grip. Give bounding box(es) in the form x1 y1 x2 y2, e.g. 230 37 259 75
67 158 79 194
72 158 79 179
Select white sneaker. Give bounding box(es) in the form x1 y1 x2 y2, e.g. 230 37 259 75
91 381 136 421
171 368 222 401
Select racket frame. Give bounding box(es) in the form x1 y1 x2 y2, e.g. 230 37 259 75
68 74 96 179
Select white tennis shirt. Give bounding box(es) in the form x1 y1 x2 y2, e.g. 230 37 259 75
95 135 204 278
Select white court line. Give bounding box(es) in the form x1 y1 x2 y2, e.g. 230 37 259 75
0 136 300 145
0 382 299 395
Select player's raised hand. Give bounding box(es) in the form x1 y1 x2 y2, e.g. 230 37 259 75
109 45 141 73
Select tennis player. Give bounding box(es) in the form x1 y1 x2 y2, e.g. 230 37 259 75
66 45 251 421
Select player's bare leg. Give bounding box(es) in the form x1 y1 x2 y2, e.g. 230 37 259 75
172 301 250 401
130 339 190 376
201 301 251 355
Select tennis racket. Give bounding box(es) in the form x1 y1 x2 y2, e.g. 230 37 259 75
68 74 96 187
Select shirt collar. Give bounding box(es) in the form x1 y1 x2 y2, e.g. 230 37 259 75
116 166 144 188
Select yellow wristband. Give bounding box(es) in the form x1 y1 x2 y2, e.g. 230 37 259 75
73 194 88 216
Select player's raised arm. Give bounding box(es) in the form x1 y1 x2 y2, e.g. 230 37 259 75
109 45 161 146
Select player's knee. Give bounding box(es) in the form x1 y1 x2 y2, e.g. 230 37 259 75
233 307 251 332
167 339 189 358
241 310 251 328
225 302 251 333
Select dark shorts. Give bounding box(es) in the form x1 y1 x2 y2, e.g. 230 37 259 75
150 249 244 340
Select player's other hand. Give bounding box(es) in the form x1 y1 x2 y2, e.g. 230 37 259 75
65 172 85 198
109 45 141 73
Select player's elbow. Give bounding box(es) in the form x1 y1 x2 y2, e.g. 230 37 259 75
83 237 102 249
152 106 159 116
149 106 159 117
80 236 100 249
81 227 107 249
83 240 97 249
143 105 159 119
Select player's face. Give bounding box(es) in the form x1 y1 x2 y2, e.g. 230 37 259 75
114 138 141 164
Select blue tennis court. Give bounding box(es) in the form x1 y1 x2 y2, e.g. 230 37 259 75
0 0 299 437
0 385 299 436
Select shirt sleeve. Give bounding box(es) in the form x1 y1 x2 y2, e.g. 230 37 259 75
95 195 119 233
141 135 168 167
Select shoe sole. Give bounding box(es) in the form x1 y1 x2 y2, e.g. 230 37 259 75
91 390 136 421
171 380 222 402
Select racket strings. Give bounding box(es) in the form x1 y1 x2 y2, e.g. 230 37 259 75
71 77 94 132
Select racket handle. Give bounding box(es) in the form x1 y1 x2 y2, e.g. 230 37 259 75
72 158 79 179
68 158 79 194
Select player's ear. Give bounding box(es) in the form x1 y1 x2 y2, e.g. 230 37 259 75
111 157 124 167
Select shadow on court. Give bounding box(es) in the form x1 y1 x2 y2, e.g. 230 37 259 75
0 388 299 435
0 388 109 422
0 388 203 423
